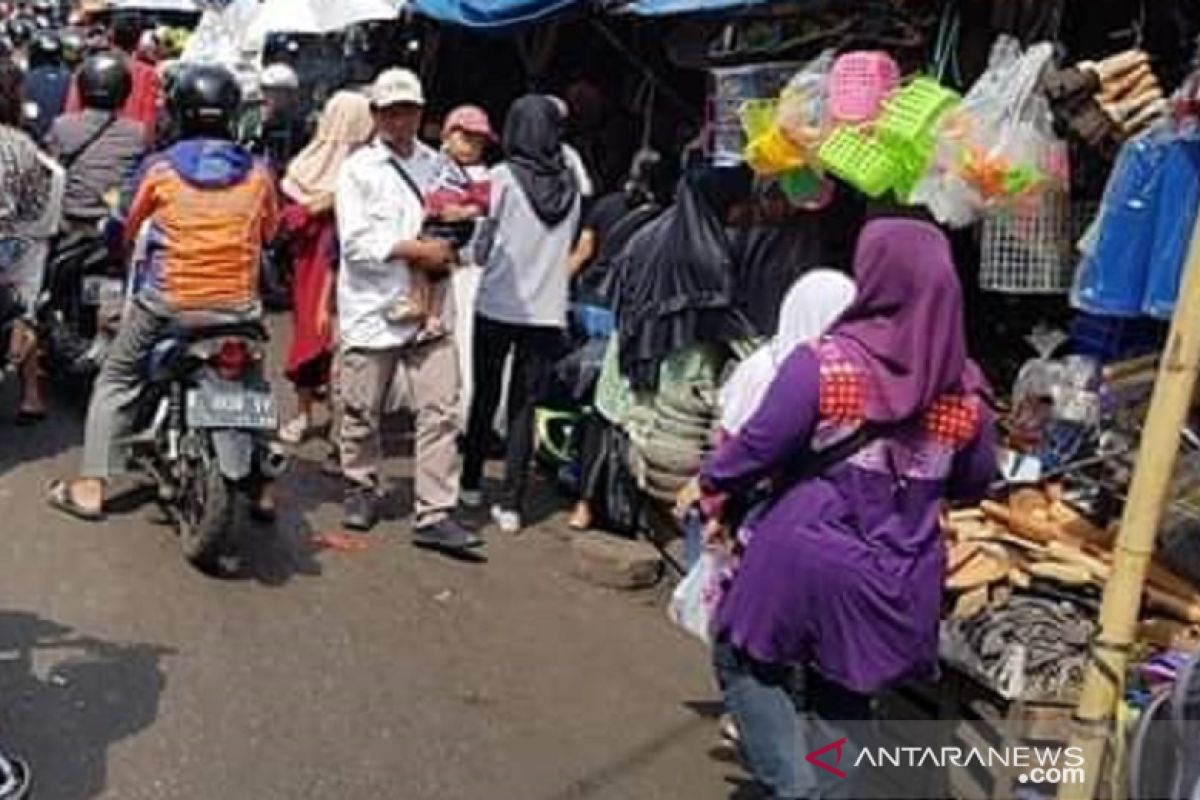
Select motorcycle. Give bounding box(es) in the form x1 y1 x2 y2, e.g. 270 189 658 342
127 319 287 573
39 225 122 385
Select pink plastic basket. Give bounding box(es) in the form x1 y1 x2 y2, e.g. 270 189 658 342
829 51 899 123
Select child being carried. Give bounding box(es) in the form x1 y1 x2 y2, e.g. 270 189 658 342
389 105 495 335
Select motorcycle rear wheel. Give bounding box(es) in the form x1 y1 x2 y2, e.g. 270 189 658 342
177 436 234 574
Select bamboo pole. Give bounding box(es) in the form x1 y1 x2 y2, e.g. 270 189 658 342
1060 211 1200 800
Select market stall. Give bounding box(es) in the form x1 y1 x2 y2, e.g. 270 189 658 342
493 2 1200 797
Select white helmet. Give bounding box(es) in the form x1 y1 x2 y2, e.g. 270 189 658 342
260 62 299 91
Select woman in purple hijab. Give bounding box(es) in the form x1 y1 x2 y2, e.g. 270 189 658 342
697 219 996 799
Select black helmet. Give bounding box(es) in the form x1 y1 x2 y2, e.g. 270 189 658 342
59 30 83 67
173 64 241 138
78 52 132 111
28 31 59 67
5 19 33 47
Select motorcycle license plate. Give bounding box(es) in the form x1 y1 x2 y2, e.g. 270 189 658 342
81 276 123 307
187 384 277 430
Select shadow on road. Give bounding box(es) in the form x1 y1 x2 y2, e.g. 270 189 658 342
234 466 326 585
0 610 172 799
0 384 82 481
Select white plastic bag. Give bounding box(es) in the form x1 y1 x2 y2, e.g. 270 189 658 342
911 36 1063 227
668 550 726 645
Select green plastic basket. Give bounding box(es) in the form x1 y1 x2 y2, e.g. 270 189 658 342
817 127 901 198
877 77 960 147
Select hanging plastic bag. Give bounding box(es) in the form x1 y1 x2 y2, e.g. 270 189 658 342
911 37 1065 227
668 548 727 645
740 51 833 178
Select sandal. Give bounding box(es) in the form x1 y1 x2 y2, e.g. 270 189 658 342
278 414 314 445
46 479 105 522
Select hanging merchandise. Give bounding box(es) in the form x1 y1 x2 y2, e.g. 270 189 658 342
739 51 831 177
875 76 961 196
612 171 755 392
738 51 834 207
818 127 903 198
1044 50 1168 156
817 73 960 201
709 62 803 167
828 51 899 124
1072 131 1200 319
910 37 1066 228
1139 136 1200 319
979 189 1074 293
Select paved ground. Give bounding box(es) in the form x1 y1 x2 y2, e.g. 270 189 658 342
0 320 750 800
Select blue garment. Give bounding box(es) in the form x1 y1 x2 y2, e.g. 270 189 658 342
1072 132 1200 319
24 66 71 140
164 138 255 189
1142 136 1200 319
1072 133 1169 317
410 0 583 30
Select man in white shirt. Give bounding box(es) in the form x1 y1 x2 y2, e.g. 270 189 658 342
335 68 481 554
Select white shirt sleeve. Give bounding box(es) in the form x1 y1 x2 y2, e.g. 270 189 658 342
335 159 401 271
563 144 594 198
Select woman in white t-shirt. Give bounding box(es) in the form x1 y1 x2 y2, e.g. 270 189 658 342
460 95 581 534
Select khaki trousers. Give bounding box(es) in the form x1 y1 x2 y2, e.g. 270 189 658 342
339 336 461 527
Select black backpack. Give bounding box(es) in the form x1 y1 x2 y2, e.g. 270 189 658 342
1129 648 1200 800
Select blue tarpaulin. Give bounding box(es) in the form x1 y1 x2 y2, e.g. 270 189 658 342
410 0 585 30
626 0 776 14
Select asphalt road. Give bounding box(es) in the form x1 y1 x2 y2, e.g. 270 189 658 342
0 319 749 800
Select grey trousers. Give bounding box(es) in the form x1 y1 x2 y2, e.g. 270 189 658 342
80 300 260 478
80 301 171 478
339 336 461 527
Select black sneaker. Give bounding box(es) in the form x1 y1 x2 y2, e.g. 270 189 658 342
412 517 484 553
343 483 379 532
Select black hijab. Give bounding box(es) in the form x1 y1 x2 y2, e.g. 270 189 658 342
502 94 578 226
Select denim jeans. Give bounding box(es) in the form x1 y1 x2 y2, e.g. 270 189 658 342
713 639 872 800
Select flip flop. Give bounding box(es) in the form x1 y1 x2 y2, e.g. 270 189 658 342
46 480 105 522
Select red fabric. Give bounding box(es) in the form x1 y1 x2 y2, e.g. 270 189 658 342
282 203 337 386
65 56 160 142
425 179 491 218
818 354 867 422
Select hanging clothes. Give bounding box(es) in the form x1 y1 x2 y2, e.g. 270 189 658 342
725 185 861 333
612 169 755 391
1072 131 1200 319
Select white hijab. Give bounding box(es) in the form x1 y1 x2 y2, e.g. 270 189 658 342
719 269 857 434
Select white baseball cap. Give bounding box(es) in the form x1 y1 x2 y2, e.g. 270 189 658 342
370 68 424 109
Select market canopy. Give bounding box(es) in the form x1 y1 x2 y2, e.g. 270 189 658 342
622 0 782 14
251 0 406 34
409 0 584 31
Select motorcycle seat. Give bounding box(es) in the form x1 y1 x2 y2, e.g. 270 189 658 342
178 321 269 343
